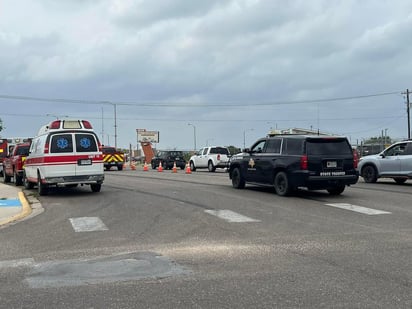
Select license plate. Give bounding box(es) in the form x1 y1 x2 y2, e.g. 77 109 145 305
327 161 337 168
78 159 92 165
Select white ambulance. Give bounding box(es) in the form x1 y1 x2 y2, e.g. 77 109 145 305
24 119 104 195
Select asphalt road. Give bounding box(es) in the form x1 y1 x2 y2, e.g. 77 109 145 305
0 169 411 308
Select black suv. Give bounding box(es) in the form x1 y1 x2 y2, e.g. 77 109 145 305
229 135 359 196
151 151 186 170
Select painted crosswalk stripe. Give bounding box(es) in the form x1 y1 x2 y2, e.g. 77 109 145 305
205 210 261 222
69 217 108 232
325 203 391 215
0 258 35 269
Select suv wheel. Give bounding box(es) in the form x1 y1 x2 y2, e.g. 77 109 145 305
362 165 377 183
274 171 291 196
327 186 345 195
208 161 216 172
231 167 245 189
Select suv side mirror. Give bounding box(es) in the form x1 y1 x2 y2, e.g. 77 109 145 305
380 153 386 158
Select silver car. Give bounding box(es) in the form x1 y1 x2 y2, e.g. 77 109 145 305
358 140 412 184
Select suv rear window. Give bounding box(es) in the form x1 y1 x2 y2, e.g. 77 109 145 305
306 138 352 155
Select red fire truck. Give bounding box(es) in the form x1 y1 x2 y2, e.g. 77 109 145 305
0 137 32 176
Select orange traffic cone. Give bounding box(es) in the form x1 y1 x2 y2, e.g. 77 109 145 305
131 161 136 170
185 163 191 174
143 162 149 171
158 161 163 172
172 162 177 173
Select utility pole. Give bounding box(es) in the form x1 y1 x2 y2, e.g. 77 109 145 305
407 89 411 140
114 103 118 149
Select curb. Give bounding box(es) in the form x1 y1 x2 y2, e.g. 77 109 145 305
0 191 33 227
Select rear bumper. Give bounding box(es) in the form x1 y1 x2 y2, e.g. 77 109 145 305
44 174 105 186
215 161 230 168
290 171 359 189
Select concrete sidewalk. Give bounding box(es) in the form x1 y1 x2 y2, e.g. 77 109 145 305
0 183 33 227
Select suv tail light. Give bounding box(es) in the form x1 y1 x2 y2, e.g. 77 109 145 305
300 155 308 170
217 154 221 161
353 149 359 169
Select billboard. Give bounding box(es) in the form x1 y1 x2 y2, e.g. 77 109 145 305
137 129 159 143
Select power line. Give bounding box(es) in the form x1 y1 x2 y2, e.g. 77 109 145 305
1 112 404 123
0 91 401 107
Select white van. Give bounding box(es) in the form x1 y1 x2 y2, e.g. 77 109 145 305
24 119 104 195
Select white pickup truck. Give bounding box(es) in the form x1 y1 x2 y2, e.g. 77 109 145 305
189 146 231 172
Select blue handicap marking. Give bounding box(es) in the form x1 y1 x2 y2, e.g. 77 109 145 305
0 199 22 207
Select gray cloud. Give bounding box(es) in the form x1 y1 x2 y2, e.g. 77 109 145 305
1 0 412 149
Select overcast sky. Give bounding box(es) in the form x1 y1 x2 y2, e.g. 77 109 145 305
1 0 412 150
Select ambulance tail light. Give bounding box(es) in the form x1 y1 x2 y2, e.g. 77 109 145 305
44 142 49 154
82 120 93 129
300 155 308 170
49 120 61 129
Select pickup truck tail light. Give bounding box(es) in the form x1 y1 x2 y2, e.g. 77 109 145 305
217 154 221 161
300 155 308 170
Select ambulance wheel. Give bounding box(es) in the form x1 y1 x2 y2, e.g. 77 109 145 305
37 174 48 196
91 184 102 192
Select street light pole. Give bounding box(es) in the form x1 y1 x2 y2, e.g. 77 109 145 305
113 103 118 149
188 123 197 151
243 128 253 149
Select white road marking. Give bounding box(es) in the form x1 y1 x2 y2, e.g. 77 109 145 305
69 217 108 232
204 210 261 223
0 258 35 269
325 203 391 215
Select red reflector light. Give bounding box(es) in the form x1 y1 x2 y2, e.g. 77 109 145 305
300 155 308 170
82 120 93 129
49 120 61 129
